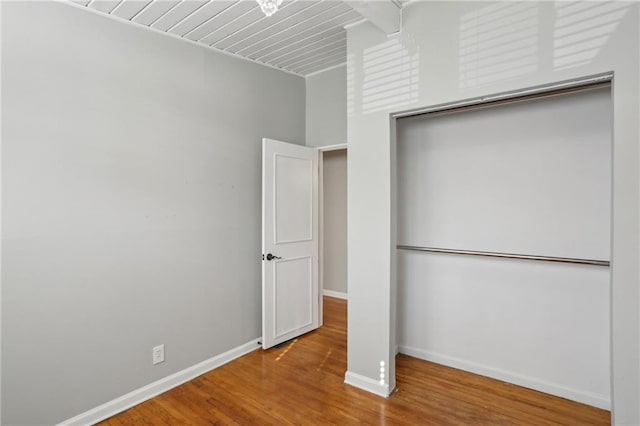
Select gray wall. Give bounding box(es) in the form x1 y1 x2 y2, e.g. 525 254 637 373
322 150 347 295
305 65 347 147
306 66 348 296
346 1 639 421
1 2 305 425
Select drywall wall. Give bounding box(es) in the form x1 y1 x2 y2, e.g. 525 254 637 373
396 87 612 408
305 65 347 147
397 88 612 260
1 2 305 425
306 66 348 297
322 150 347 295
398 252 611 406
346 2 639 423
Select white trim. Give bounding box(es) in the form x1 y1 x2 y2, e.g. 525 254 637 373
318 150 324 328
397 345 610 410
305 63 347 78
58 339 261 426
56 0 304 78
344 371 392 398
317 143 347 152
344 1 400 35
0 0 3 422
343 18 368 30
323 290 347 300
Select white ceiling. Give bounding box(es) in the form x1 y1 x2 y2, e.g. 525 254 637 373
70 0 365 76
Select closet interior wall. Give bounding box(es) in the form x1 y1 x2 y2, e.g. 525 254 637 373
395 85 612 409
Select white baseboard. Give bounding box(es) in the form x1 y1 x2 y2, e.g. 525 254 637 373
397 345 610 410
59 338 261 426
323 290 347 300
344 371 391 398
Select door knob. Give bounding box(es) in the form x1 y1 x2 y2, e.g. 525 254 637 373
265 253 282 261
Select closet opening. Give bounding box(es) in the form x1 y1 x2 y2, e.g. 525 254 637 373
393 78 612 411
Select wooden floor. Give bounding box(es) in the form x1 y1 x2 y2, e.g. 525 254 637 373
101 297 610 425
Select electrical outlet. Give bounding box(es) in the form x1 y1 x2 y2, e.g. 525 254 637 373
152 344 165 365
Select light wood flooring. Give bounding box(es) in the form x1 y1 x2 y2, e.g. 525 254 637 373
101 297 610 425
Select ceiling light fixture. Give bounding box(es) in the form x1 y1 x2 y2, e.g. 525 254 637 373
256 0 283 17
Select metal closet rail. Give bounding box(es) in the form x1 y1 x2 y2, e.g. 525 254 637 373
396 245 610 267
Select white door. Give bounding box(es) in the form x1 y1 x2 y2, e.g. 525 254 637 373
262 138 319 349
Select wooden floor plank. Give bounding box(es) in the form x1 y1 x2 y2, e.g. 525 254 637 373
100 297 610 425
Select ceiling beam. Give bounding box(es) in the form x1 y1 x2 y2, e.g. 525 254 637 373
344 1 401 34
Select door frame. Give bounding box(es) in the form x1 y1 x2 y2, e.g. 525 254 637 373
317 143 348 326
389 72 615 410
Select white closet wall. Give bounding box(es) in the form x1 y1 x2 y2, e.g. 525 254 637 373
396 87 612 409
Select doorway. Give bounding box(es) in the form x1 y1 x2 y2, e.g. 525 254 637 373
394 82 612 410
261 140 347 346
320 147 348 302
